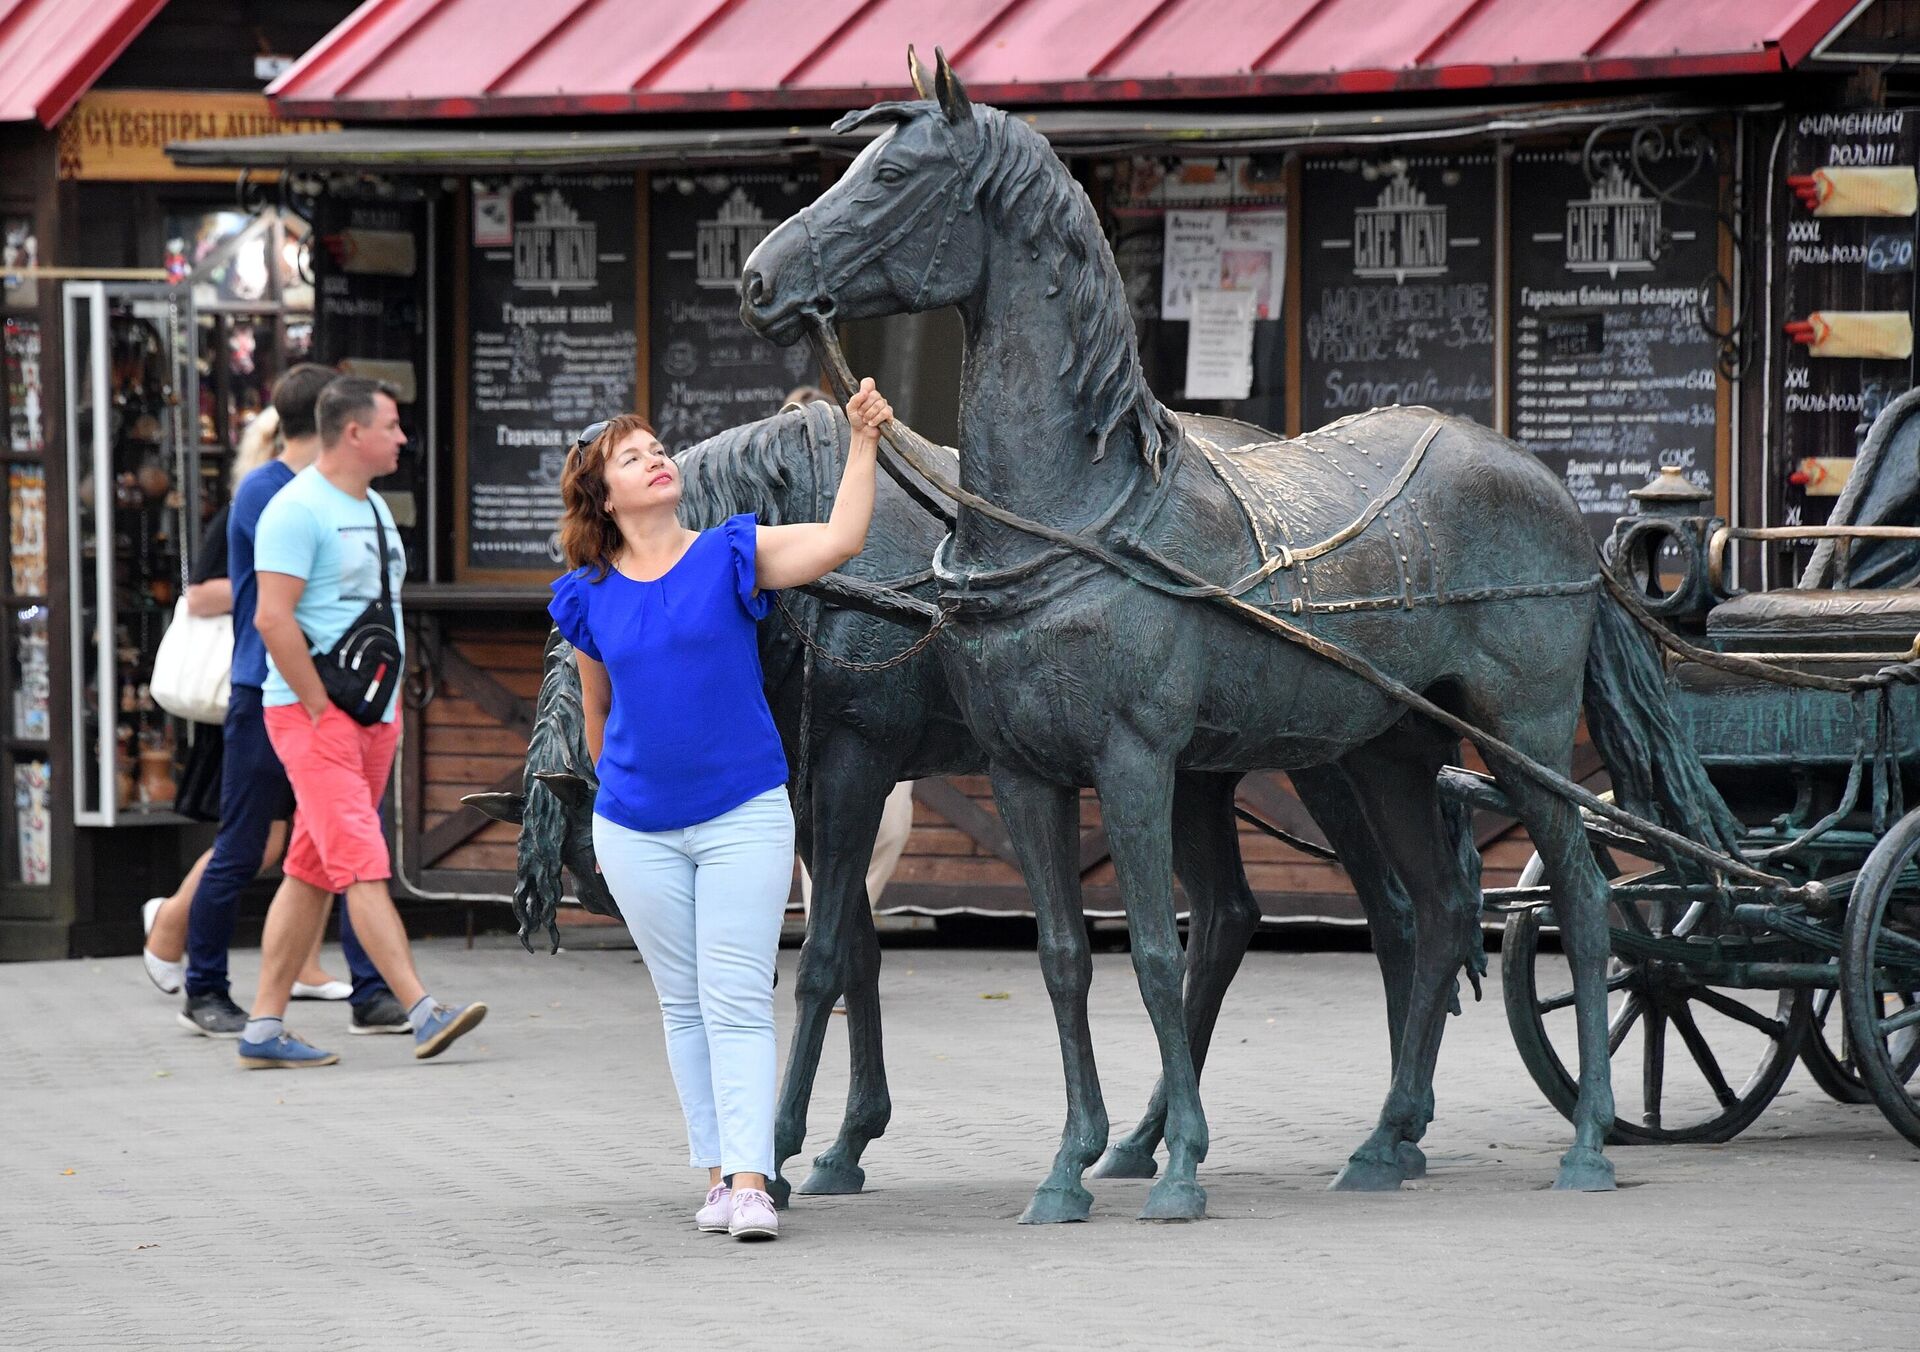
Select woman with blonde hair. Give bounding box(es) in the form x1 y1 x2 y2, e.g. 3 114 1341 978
547 377 892 1242
231 405 282 487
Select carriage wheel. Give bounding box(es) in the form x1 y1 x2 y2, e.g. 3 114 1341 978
1800 980 1884 1104
1838 810 1920 1148
1503 853 1810 1145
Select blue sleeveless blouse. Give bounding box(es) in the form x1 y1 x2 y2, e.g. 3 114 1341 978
547 514 788 832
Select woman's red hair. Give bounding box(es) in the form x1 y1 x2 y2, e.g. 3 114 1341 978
558 413 656 580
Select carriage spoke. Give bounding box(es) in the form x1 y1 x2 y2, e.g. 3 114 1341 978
1536 967 1633 1016
1537 987 1577 1015
1611 901 1653 937
1609 993 1644 1056
1879 999 1920 1039
1641 1007 1667 1129
1691 986 1787 1040
1671 1002 1739 1108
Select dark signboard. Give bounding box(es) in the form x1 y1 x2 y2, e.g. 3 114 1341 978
1298 154 1496 432
461 174 637 578
1509 146 1723 544
312 194 429 576
1780 110 1918 527
647 171 819 452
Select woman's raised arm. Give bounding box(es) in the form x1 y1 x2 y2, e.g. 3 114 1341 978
754 378 892 590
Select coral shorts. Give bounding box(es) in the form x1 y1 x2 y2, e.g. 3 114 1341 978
262 702 399 893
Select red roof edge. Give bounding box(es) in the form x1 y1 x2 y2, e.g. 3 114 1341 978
32 0 171 126
267 0 414 105
1768 0 1870 66
271 50 1788 122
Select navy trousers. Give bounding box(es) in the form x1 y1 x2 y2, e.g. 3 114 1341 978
184 684 389 1005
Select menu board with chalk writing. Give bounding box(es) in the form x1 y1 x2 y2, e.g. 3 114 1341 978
1509 147 1722 545
460 174 637 580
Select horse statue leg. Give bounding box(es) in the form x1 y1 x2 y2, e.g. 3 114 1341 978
1482 714 1618 1191
1093 770 1261 1180
1328 730 1479 1191
992 767 1106 1224
1094 735 1210 1221
771 738 897 1205
1094 765 1424 1182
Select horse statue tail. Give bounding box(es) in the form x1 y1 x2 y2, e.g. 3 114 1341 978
1582 591 1744 863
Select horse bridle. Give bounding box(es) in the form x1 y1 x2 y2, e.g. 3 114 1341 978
796 111 982 321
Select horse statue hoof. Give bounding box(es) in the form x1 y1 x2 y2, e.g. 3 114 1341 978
1329 1151 1407 1192
1019 1184 1093 1224
767 1174 793 1210
1552 1147 1617 1192
1090 1143 1159 1179
1394 1141 1429 1180
798 1157 867 1196
1138 1178 1207 1221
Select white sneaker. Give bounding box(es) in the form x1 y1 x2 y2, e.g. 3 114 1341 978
728 1187 779 1241
290 979 353 1002
695 1184 732 1233
141 898 183 995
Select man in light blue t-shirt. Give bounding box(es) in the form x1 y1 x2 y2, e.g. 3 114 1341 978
240 376 487 1070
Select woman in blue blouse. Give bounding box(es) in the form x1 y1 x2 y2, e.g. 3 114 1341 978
549 378 892 1242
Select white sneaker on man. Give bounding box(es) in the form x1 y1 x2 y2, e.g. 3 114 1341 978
141 897 184 995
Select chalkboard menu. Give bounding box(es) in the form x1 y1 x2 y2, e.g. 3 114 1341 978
313 195 429 577
1781 111 1918 527
1509 148 1723 544
648 172 818 452
461 174 637 578
1299 155 1496 432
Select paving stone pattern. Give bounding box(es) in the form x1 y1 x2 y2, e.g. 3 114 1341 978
3 938 1915 1351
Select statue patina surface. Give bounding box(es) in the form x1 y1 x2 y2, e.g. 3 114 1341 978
739 51 1740 1220
473 400 1455 1209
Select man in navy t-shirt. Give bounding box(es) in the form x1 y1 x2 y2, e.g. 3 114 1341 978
174 365 403 1038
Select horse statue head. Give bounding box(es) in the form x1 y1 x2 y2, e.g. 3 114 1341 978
742 48 1177 483
742 47 987 344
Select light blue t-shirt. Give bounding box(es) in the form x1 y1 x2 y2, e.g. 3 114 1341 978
254 465 406 723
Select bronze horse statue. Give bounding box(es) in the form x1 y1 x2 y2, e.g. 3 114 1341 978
740 51 1738 1221
477 400 1463 1207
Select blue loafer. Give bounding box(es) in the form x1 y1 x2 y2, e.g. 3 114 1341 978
237 1030 339 1070
413 1002 488 1060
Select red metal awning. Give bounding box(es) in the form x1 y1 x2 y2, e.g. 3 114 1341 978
269 0 1863 122
0 0 168 126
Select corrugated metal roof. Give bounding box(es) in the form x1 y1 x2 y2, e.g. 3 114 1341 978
267 0 1862 121
0 0 168 125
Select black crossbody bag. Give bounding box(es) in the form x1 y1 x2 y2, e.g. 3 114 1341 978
311 501 403 725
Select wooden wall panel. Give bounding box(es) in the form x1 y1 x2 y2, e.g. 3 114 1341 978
403 622 1601 919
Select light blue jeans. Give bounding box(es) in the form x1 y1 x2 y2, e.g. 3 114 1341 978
592 786 794 1179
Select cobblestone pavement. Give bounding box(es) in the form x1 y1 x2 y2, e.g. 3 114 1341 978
4 935 1915 1352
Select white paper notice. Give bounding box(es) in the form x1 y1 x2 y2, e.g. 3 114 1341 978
1162 210 1226 321
1185 288 1256 400
1220 209 1286 320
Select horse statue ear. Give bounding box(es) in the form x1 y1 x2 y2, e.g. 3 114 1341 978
933 46 972 125
461 791 526 826
532 768 594 809
907 44 934 100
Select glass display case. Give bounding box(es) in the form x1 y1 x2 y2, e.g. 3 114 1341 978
4 284 50 883
63 282 193 825
59 212 315 828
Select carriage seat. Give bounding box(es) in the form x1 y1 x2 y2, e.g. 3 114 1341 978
1706 589 1920 654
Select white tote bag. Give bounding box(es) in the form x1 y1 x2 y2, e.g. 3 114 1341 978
149 597 233 724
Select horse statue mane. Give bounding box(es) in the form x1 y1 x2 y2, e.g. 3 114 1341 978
463 626 619 952
835 97 1183 477
675 400 842 528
